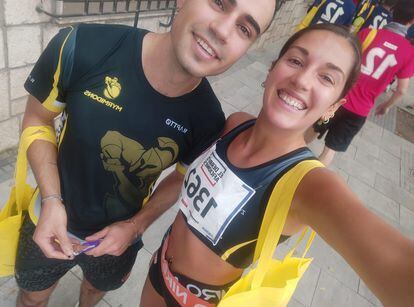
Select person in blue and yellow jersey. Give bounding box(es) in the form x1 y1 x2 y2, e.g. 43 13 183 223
297 0 356 30
14 0 279 306
351 0 396 33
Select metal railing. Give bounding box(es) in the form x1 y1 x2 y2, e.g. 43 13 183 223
36 0 177 28
36 0 289 28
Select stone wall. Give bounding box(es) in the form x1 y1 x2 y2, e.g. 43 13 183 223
0 0 308 152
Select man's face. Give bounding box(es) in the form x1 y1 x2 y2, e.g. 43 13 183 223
170 0 275 77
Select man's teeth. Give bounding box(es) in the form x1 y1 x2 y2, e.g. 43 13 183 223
278 91 306 111
196 37 216 57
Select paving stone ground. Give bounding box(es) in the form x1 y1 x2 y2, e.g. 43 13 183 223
0 42 413 307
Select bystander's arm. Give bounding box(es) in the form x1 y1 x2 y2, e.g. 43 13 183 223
375 78 410 116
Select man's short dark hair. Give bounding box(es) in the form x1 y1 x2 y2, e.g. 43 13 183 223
392 0 414 25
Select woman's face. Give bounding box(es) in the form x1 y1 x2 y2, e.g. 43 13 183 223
261 30 355 132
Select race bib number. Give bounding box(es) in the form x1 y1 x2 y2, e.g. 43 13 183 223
179 145 255 245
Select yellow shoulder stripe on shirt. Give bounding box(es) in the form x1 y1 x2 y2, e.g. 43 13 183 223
42 26 75 113
176 162 188 176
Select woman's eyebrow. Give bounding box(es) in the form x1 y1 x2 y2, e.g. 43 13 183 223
325 63 345 78
290 45 345 78
290 46 309 56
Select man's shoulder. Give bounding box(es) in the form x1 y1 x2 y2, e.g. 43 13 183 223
74 23 146 45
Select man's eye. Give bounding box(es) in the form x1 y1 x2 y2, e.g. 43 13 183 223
213 0 224 10
239 25 251 38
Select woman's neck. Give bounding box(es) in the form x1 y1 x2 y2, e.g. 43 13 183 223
227 115 307 168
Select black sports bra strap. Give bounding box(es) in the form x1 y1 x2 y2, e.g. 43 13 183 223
220 119 256 143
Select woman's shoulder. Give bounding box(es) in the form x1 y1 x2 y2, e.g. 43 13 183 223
221 112 256 136
292 166 358 215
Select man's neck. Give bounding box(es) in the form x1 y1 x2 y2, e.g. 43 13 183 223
141 32 202 98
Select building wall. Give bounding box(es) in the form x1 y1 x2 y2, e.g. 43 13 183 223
0 0 308 152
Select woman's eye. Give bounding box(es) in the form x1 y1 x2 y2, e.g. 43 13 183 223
213 0 224 10
321 75 334 85
288 58 302 66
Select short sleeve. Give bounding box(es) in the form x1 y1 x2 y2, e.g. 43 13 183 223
179 108 225 168
24 26 77 113
396 54 414 79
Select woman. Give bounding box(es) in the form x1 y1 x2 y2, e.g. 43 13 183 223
140 24 414 307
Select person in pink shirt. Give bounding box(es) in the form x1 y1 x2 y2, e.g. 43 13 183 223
307 0 414 166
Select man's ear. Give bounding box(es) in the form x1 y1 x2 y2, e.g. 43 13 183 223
321 98 346 121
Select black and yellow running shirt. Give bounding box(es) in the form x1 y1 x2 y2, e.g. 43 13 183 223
24 24 225 238
179 120 316 268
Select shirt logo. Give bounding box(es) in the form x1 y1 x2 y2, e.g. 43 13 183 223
103 76 122 99
165 118 189 134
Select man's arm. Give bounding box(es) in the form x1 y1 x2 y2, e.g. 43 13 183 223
375 78 410 116
86 169 184 257
22 95 74 259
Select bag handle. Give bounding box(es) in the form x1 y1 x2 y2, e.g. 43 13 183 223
251 160 323 289
15 126 57 212
285 227 316 260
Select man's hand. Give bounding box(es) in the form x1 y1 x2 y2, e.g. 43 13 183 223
375 103 389 116
33 199 76 259
84 219 140 257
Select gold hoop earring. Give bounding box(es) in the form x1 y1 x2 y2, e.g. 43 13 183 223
317 118 329 125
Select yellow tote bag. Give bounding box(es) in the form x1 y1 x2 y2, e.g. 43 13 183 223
218 160 323 307
0 126 56 277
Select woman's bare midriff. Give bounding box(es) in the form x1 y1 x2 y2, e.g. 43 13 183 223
165 212 244 285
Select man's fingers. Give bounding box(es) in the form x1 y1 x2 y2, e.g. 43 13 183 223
55 232 74 258
85 227 109 241
69 237 81 245
35 236 73 260
85 239 111 257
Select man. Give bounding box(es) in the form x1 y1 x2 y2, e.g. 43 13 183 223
15 0 277 306
307 0 414 166
297 0 356 30
351 0 396 33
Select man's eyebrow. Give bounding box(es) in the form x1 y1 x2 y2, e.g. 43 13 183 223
226 0 261 35
246 15 261 36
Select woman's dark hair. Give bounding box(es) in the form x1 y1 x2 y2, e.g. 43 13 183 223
392 0 414 25
271 24 362 99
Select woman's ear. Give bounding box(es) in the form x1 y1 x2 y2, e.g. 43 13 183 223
320 98 346 122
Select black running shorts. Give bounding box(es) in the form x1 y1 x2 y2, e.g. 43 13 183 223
15 214 142 292
313 106 366 152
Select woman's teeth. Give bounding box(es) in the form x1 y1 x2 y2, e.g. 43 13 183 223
278 91 306 111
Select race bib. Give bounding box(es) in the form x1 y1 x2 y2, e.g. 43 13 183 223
180 145 255 245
